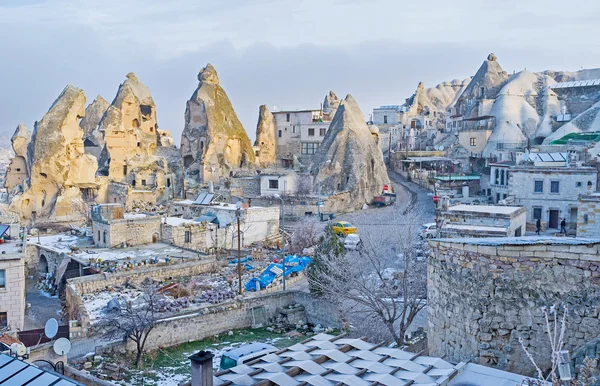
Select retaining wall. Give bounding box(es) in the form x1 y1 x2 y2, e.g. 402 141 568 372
427 238 600 375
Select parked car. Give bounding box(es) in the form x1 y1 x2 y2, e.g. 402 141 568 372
419 223 437 239
332 221 358 236
219 343 278 371
344 233 362 250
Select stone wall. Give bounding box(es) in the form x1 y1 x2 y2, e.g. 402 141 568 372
122 290 342 352
66 259 219 333
161 222 216 252
230 177 261 197
577 194 600 238
427 238 600 375
0 256 25 332
93 216 162 248
25 243 64 276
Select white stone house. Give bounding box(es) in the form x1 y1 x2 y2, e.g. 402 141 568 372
508 166 597 229
0 240 25 334
259 172 297 197
437 203 527 238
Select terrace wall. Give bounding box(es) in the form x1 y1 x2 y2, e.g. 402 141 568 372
427 239 600 375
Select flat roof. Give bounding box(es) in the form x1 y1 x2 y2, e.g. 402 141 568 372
434 236 600 246
444 224 508 233
446 204 523 215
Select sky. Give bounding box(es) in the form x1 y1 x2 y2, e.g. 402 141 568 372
1 0 599 144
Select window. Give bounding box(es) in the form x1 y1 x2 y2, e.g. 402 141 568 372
269 179 279 189
320 128 326 136
550 181 559 194
185 230 191 243
123 165 128 176
97 230 100 241
534 180 543 193
286 113 290 122
278 130 282 138
577 182 582 187
533 207 542 220
470 137 476 147
308 128 315 136
137 142 141 147
584 214 589 224
384 116 388 124
0 269 5 288
494 169 499 185
301 143 319 155
0 312 6 328
500 170 505 186
292 126 296 133
142 179 147 186
16 168 20 172
103 231 107 244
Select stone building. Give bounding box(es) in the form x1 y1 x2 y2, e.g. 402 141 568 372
488 161 513 203
169 200 280 249
577 193 600 238
428 237 600 375
0 238 25 334
4 124 31 195
91 204 162 248
437 203 526 238
508 165 597 229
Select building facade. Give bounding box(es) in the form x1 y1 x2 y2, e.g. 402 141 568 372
437 204 526 238
0 243 25 334
508 166 597 228
577 193 600 238
273 110 330 166
488 161 513 203
91 204 162 248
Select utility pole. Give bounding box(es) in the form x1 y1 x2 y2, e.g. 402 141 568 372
181 161 186 199
236 207 242 295
281 198 285 291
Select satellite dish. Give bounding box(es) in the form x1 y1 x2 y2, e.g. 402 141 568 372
273 105 279 112
44 318 59 339
16 344 27 356
10 343 19 354
439 146 444 151
53 338 71 355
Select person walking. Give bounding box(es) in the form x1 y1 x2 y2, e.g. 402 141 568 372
536 218 541 235
560 218 567 234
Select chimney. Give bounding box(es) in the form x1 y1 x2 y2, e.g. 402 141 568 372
189 351 214 386
208 181 214 194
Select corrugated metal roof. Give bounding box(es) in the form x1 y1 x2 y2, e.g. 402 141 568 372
0 354 81 385
212 333 537 386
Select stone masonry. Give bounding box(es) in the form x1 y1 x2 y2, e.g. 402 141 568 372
427 237 600 375
577 193 600 238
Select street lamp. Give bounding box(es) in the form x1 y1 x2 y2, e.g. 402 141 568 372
273 194 286 291
235 201 243 295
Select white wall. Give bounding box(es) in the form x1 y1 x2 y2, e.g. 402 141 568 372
260 175 297 196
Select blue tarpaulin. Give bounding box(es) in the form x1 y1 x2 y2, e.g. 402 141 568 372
245 255 312 292
229 256 252 265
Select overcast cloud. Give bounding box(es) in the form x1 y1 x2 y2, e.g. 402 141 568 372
1 0 599 142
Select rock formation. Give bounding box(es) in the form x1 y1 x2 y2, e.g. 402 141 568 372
10 85 99 222
80 95 110 150
181 64 255 182
97 73 161 181
254 105 276 167
96 73 177 205
453 53 509 119
4 124 32 193
312 95 390 209
323 91 340 119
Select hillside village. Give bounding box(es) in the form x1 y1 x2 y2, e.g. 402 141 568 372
1 52 600 386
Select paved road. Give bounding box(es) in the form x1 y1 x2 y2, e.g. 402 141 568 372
24 279 64 331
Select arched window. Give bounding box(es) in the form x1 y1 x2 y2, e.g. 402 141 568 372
505 171 509 185
495 169 499 185
103 230 107 244
500 169 505 186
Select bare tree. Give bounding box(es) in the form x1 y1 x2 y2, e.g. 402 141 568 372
295 174 313 198
290 218 320 254
100 283 159 368
307 215 427 346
